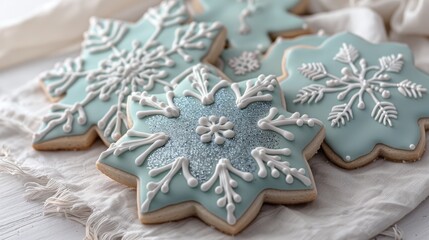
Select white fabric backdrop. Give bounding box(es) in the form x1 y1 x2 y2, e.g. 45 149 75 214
1 0 429 239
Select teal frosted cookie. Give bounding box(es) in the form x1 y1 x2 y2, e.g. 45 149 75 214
97 64 324 234
282 32 429 169
219 34 328 82
187 0 309 51
33 0 227 150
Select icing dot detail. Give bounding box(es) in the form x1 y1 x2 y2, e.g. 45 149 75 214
410 144 416 150
345 155 351 161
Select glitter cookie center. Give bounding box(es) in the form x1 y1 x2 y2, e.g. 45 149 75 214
146 89 281 182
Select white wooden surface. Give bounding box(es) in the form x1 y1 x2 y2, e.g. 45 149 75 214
0 1 429 239
0 175 84 240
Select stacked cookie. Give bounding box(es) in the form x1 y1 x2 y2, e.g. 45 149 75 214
32 0 429 235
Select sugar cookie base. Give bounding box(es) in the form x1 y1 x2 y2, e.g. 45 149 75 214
96 127 325 235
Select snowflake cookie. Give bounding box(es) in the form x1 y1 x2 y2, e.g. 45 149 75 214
32 0 227 150
282 32 429 169
97 64 324 234
219 34 328 82
187 0 309 51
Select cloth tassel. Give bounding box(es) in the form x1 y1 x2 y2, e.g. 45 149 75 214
85 213 125 240
372 225 403 240
0 146 131 240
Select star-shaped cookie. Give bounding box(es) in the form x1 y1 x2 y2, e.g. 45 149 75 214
187 0 309 51
97 64 324 234
33 0 226 150
282 32 429 169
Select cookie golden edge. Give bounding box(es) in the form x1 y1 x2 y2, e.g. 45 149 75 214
95 126 325 235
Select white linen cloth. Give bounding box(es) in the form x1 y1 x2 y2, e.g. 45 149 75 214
1 0 429 239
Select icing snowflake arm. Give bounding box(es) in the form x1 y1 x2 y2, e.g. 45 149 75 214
171 21 223 62
231 74 277 109
33 92 97 143
82 18 129 54
131 91 180 118
251 147 311 186
294 62 363 105
98 93 129 141
201 158 253 225
38 58 87 98
253 107 321 186
142 157 198 212
369 54 427 98
395 80 427 98
258 107 322 141
144 0 188 29
36 75 131 143
183 64 230 105
99 130 169 166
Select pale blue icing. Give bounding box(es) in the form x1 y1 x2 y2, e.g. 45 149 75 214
145 89 280 182
34 0 226 145
191 0 306 51
282 32 429 163
98 64 323 225
220 35 328 82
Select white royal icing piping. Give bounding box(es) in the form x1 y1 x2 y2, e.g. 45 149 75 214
142 157 197 212
294 43 427 127
251 147 312 186
145 0 187 29
183 64 230 105
231 74 277 109
258 107 321 141
228 51 261 75
132 91 180 118
238 0 257 35
39 57 85 96
33 92 98 142
99 130 169 166
82 17 128 54
196 115 235 145
201 158 253 225
36 0 223 142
